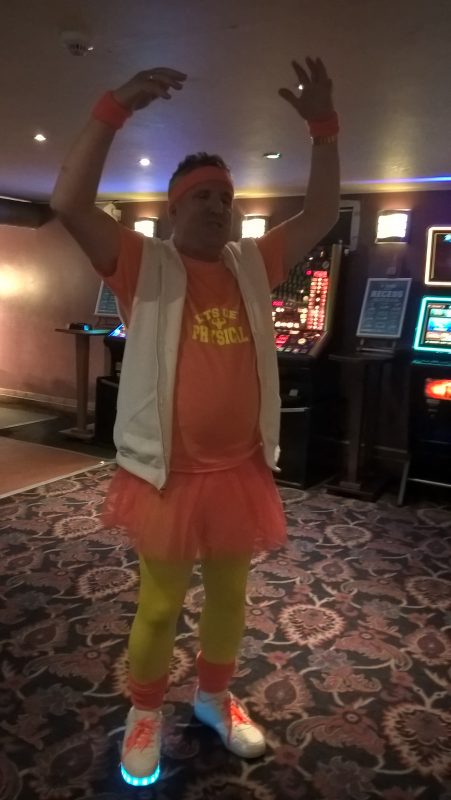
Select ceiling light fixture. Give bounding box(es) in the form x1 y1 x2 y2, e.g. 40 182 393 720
60 29 94 56
263 152 281 159
139 158 151 167
34 133 46 142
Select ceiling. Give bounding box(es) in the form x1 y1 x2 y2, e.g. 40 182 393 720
2 0 451 202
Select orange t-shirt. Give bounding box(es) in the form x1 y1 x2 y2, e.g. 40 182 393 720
104 225 287 472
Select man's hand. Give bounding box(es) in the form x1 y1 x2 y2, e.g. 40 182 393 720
279 57 334 122
113 67 187 111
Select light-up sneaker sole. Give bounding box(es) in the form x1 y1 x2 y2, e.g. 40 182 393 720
120 761 160 787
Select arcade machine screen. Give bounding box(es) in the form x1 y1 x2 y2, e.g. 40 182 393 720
108 323 127 339
413 296 451 416
272 245 340 358
105 323 127 378
409 295 451 489
413 297 451 355
399 232 451 499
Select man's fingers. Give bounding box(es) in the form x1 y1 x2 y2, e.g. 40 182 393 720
135 74 185 99
306 56 330 84
291 57 330 85
314 58 330 82
148 81 174 99
278 88 300 110
149 73 186 90
149 76 184 91
306 56 322 82
150 67 188 78
146 67 188 80
291 60 310 87
134 68 187 91
152 87 171 100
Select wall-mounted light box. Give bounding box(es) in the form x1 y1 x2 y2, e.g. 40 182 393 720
375 210 411 243
134 218 158 237
241 215 269 239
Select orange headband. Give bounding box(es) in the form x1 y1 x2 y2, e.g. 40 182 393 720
168 166 234 210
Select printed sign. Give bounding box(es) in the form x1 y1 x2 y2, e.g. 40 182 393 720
357 278 411 339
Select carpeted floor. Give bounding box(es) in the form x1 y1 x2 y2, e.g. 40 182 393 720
0 465 450 800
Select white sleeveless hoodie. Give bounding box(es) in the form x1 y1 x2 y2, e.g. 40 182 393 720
113 235 281 489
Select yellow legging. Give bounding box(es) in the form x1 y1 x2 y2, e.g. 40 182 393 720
128 555 252 682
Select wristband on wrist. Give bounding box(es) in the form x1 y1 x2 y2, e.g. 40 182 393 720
312 134 338 146
307 111 339 139
92 91 132 130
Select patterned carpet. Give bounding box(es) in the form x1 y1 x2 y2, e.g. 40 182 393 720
1 465 450 800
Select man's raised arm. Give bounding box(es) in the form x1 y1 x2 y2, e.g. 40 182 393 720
277 57 340 278
50 68 187 275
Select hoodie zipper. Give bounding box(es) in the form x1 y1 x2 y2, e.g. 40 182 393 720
156 241 187 493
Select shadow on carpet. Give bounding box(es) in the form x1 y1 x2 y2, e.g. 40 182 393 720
1 466 450 800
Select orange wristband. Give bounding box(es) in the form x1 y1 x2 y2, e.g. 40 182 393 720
92 91 132 130
308 112 339 138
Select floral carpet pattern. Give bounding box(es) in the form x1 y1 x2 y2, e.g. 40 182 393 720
1 465 450 800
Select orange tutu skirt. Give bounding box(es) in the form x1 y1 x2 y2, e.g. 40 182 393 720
101 449 287 560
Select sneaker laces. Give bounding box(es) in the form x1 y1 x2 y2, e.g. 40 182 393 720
222 695 252 741
124 717 158 756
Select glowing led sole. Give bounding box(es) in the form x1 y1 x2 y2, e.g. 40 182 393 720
120 762 160 787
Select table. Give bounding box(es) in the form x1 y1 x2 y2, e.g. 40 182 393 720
55 328 111 440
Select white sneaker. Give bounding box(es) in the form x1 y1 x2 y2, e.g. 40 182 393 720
194 689 266 758
120 706 162 787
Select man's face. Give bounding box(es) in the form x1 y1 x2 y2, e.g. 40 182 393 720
170 180 234 260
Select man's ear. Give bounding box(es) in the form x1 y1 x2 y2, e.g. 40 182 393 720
167 203 176 225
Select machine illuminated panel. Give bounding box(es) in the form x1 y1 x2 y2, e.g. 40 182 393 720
272 245 340 357
425 227 451 286
425 378 451 401
108 323 127 338
413 296 451 355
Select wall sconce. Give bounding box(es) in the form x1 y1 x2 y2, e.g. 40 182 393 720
134 217 158 237
241 215 269 239
375 210 410 243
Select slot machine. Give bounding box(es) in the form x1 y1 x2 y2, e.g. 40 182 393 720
274 243 345 487
103 322 127 379
399 227 451 501
94 320 126 445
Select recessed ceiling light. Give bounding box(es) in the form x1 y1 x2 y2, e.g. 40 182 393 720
298 83 304 91
34 133 46 142
139 157 151 167
263 152 281 159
